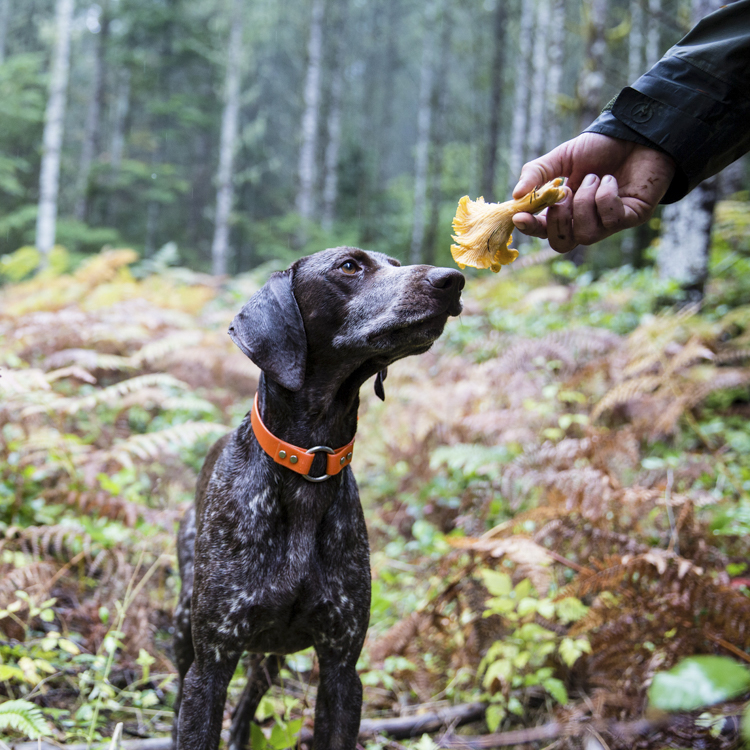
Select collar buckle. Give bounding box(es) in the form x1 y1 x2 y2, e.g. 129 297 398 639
251 393 355 480
303 445 335 483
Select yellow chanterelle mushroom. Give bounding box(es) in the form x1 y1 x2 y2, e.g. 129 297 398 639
450 178 566 273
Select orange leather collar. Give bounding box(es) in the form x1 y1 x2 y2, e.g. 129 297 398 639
250 393 355 482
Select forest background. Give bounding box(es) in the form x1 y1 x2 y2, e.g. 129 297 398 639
1 0 750 746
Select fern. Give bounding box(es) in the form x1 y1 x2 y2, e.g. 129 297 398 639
102 421 230 468
0 699 49 738
24 372 190 415
131 330 203 366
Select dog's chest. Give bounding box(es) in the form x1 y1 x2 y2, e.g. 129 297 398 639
196 478 370 654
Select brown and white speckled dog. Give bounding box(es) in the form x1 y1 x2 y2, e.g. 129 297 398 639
172 247 463 750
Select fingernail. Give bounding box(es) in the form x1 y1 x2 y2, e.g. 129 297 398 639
582 174 597 187
515 218 529 231
602 174 615 185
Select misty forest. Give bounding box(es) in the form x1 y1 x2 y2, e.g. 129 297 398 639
2 0 750 747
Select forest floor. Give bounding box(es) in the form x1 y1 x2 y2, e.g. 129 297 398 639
1 209 750 748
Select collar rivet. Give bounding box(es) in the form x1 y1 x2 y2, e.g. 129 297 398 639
290 455 298 464
279 450 287 459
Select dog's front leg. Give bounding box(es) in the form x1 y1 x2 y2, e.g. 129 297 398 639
176 650 240 750
313 647 363 750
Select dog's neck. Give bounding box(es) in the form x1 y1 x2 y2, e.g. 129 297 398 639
254 371 362 452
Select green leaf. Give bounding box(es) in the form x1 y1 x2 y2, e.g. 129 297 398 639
542 677 568 705
485 703 506 732
555 596 588 624
741 701 750 747
0 664 25 682
483 659 513 689
480 569 512 597
648 656 750 711
558 637 590 667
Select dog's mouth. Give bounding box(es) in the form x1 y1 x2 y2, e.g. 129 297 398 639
368 307 456 344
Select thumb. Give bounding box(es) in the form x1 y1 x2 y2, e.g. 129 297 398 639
512 145 568 199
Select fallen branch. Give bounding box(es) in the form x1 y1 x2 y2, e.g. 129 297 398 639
300 702 487 742
436 713 742 748
9 702 487 750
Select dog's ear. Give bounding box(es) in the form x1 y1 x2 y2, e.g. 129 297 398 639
374 368 388 401
228 269 307 391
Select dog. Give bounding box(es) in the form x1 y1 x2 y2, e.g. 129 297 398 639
172 247 464 749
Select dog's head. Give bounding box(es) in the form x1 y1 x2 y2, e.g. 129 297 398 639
228 247 464 397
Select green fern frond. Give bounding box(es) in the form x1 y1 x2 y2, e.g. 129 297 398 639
104 421 230 468
0 699 49 739
42 348 135 373
161 395 219 414
24 373 190 416
132 330 203 366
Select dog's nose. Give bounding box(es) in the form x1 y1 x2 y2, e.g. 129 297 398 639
426 267 465 291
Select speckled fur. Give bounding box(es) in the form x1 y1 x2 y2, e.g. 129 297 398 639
173 248 463 750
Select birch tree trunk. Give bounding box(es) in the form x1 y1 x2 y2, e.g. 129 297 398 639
211 0 244 276
409 0 439 265
527 0 550 159
506 0 534 192
423 6 452 265
296 0 325 228
36 0 74 259
0 0 10 65
578 0 608 128
646 0 661 66
321 0 349 233
628 0 644 81
656 0 722 302
75 2 109 223
545 0 565 151
480 0 508 202
657 179 717 301
110 68 130 175
376 0 400 193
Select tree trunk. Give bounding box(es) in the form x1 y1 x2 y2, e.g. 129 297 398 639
646 0 661 66
110 68 130 176
296 0 325 229
423 5 452 265
211 0 244 276
656 0 722 302
506 0 535 192
36 0 75 259
578 0 608 128
321 0 349 233
375 0 400 193
545 0 565 151
526 0 550 159
657 179 717 301
0 0 11 65
480 0 508 202
74 2 109 223
628 0 644 81
409 0 440 265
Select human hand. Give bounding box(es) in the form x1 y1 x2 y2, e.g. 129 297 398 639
511 133 676 252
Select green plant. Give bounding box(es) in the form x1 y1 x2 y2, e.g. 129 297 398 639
0 699 50 739
479 569 589 732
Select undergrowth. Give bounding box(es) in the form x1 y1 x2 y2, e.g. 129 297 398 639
1 206 749 747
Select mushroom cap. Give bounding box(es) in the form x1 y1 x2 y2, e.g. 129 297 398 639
450 178 565 273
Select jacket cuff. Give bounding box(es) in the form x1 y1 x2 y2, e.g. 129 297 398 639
586 55 750 203
584 110 688 204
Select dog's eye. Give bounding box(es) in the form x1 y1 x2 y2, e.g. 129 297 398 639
340 260 360 275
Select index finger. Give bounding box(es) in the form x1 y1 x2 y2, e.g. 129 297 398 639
512 144 568 199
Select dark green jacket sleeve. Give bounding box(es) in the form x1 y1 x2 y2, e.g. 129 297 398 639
585 0 750 203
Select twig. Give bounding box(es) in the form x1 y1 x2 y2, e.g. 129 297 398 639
436 715 682 748
704 630 750 665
